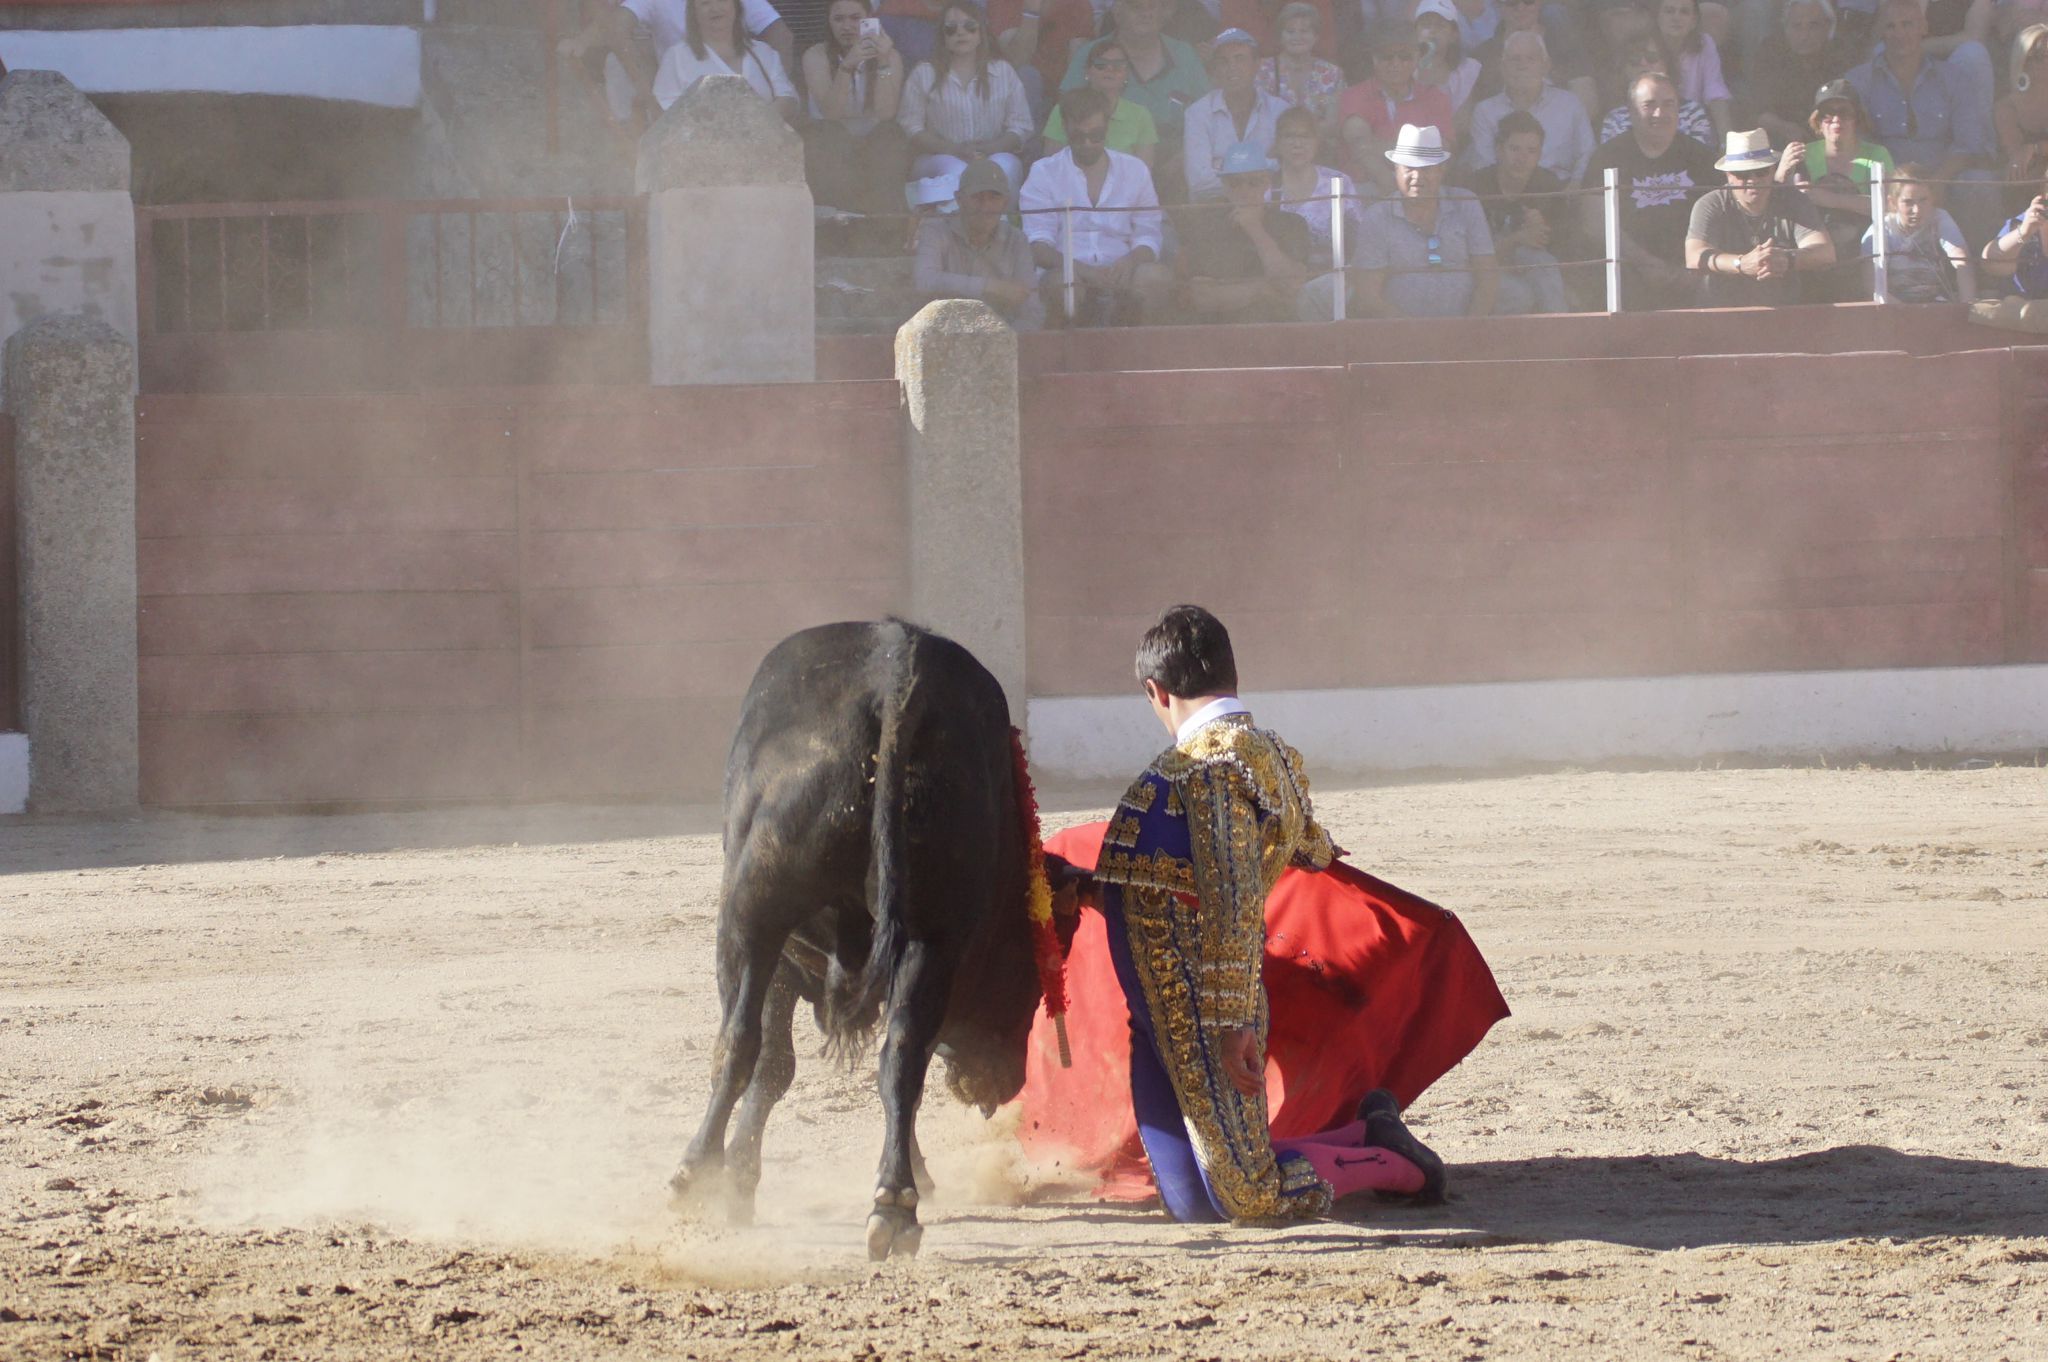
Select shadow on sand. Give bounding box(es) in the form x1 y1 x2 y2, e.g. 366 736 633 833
939 1146 2048 1259
1395 1145 2048 1251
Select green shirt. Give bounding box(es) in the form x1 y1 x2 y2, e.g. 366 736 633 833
1061 36 1208 140
1043 96 1160 154
1804 139 1894 192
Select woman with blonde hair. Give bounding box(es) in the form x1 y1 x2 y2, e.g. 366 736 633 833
651 0 800 119
898 0 1035 198
1257 2 1346 136
1995 24 2048 203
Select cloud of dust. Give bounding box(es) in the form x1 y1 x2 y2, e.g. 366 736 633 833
186 994 1071 1276
191 1045 682 1258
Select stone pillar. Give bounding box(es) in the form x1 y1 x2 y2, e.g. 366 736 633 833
0 71 138 404
895 300 1027 723
636 75 813 384
5 315 140 812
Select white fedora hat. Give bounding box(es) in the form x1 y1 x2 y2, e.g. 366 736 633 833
1384 122 1450 167
1715 128 1777 173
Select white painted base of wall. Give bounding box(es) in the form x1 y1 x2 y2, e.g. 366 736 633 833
0 27 423 107
0 734 26 815
1026 665 2048 782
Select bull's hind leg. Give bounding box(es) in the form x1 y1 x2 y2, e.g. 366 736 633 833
723 959 801 1224
671 903 790 1224
867 940 949 1260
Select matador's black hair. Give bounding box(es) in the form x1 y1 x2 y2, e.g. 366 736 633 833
1134 604 1238 700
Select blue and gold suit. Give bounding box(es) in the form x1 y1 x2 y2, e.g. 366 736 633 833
1095 711 1338 1222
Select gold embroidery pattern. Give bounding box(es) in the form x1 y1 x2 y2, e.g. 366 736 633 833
1104 812 1144 849
1120 884 1331 1222
1100 714 1339 1223
1124 778 1157 812
1096 847 1197 896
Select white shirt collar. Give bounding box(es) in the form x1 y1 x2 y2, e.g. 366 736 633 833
1176 695 1251 745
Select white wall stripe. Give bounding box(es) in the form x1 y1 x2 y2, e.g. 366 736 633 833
1026 665 2048 781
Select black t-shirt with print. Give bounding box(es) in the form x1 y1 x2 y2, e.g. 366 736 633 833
1583 131 1723 268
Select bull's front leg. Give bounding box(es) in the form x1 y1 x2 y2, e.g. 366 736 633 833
671 917 787 1223
867 940 947 1260
724 961 801 1224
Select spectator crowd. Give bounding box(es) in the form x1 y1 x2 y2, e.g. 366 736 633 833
560 0 2048 323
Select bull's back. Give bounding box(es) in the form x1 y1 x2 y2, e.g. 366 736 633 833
723 620 1011 877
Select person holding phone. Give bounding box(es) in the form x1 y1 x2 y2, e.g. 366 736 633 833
803 0 913 219
1981 178 2048 297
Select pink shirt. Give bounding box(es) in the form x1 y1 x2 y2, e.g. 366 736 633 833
1676 35 1731 106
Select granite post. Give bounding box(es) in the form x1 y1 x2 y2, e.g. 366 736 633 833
636 75 814 384
5 315 140 812
895 300 1027 724
0 71 138 403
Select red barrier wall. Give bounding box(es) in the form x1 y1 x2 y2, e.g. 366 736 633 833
2012 348 2048 662
135 383 905 807
117 325 2048 809
1024 347 2038 696
0 415 15 732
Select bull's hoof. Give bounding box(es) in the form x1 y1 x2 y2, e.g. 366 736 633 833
728 1169 762 1227
865 1188 921 1261
667 1162 726 1220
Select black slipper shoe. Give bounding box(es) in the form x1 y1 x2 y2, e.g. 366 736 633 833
1357 1088 1448 1205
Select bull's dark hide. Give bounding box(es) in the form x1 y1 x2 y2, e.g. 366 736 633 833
670 619 1042 1259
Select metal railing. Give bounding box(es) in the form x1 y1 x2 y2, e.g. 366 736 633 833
135 196 646 338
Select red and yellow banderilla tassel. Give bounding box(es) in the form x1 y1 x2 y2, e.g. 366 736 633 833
1010 727 1071 1068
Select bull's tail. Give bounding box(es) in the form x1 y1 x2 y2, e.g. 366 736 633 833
820 631 914 1059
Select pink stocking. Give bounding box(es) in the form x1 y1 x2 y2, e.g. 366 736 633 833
1281 1140 1426 1199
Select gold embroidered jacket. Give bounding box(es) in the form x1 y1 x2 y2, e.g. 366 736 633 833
1097 713 1335 1029
1095 712 1337 1221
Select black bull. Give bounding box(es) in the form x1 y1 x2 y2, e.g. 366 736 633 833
670 620 1067 1259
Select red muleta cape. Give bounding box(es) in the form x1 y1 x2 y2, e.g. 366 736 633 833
1016 821 1511 1199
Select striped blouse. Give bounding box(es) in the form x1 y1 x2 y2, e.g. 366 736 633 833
897 58 1034 145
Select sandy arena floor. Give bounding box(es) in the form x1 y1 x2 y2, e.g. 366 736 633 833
3 765 2046 1361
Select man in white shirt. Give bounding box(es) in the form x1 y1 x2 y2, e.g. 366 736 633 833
559 0 795 126
1463 31 1593 184
1022 88 1174 323
1182 28 1289 201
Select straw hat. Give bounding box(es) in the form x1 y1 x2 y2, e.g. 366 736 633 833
1384 123 1451 167
1715 128 1777 173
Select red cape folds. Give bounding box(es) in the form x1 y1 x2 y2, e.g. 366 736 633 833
1017 822 1511 1200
